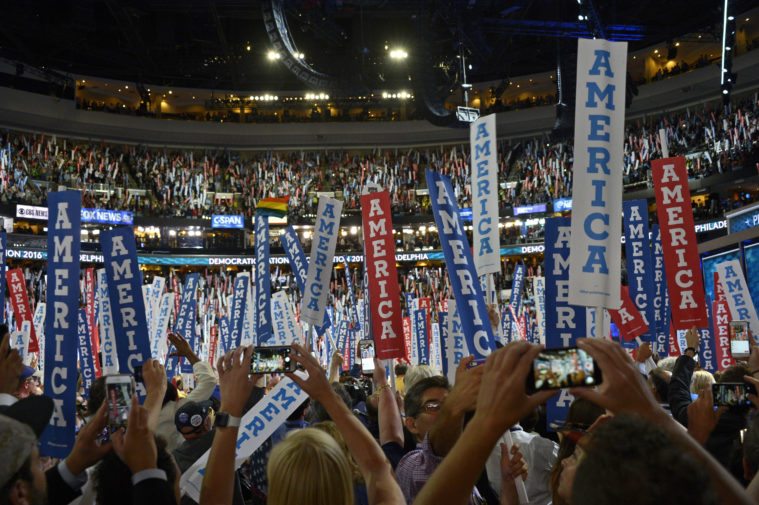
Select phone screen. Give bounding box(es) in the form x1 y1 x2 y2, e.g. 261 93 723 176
531 348 599 390
729 321 750 357
713 382 755 407
359 340 375 373
251 346 292 374
106 378 133 430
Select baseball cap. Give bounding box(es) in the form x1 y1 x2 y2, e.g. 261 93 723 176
174 401 213 432
0 395 54 437
0 416 37 487
20 366 35 381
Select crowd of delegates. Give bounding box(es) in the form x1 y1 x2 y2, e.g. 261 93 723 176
5 316 759 504
1 97 757 221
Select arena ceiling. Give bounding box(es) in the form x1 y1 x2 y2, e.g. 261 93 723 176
0 0 753 94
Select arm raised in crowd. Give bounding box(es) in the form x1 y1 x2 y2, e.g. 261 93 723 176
169 332 218 402
428 356 483 457
414 342 555 505
287 343 405 505
667 326 699 426
374 358 404 447
141 358 168 431
200 346 257 505
328 350 344 384
572 338 753 505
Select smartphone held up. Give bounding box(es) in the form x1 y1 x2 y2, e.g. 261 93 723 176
358 339 375 374
105 374 134 431
527 347 602 392
250 346 293 374
728 320 751 358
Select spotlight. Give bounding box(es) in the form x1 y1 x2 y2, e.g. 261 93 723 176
389 48 408 60
267 50 281 61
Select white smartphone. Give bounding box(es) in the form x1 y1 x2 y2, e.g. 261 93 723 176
105 374 134 430
359 339 375 374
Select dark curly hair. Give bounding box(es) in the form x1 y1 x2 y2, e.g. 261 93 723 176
572 414 717 505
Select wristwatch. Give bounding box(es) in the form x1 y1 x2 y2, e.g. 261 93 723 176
214 412 241 428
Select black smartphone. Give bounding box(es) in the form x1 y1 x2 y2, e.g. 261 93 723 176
527 347 602 392
250 346 293 374
712 382 757 408
133 365 143 383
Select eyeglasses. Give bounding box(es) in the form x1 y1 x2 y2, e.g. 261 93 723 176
420 400 443 414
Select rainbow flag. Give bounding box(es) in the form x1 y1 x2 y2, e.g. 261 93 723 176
256 196 289 217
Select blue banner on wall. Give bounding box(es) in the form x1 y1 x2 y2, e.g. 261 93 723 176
100 227 151 390
622 200 655 344
414 309 429 365
41 191 81 458
427 169 495 359
77 308 96 398
280 226 330 335
255 215 272 344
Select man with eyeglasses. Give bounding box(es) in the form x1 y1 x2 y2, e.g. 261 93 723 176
395 357 485 504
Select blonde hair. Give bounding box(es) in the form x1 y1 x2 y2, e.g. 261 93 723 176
267 428 355 505
691 370 716 394
312 421 363 482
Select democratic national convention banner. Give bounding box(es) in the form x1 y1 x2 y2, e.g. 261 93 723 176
470 114 500 276
255 215 273 344
334 320 349 366
650 225 671 357
567 38 627 310
402 316 413 363
430 316 443 372
716 260 759 343
41 190 81 458
11 321 30 365
218 316 231 355
712 274 735 370
413 309 429 365
302 196 343 327
623 200 655 342
427 169 495 359
0 230 5 325
242 277 255 347
360 191 404 359
6 267 38 352
544 218 587 348
228 273 247 349
280 226 330 335
533 277 546 346
270 291 300 346
608 286 648 345
181 377 308 502
652 156 708 329
506 263 525 342
77 309 96 398
100 227 151 392
97 269 119 375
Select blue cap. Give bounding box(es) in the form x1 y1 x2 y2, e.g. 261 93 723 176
20 366 35 380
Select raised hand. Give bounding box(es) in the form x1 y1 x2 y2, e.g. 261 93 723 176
216 346 256 417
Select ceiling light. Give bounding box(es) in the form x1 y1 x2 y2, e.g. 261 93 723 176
389 48 408 60
168 90 173 94
267 50 281 61
246 44 251 51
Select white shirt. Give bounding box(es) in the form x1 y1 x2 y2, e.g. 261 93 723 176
486 427 558 505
